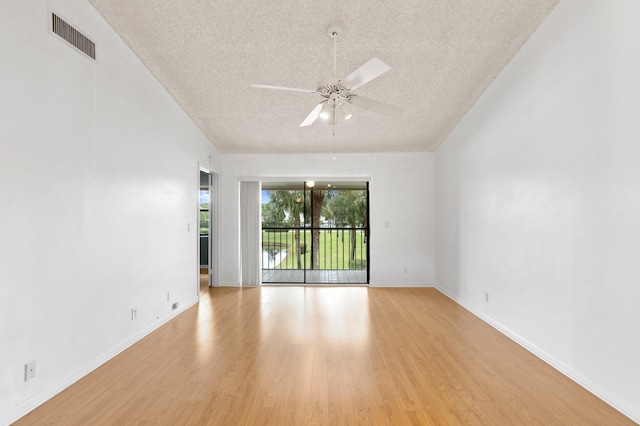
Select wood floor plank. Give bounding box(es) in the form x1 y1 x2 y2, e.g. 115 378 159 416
15 287 634 425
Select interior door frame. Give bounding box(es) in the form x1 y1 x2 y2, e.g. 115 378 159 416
198 163 220 292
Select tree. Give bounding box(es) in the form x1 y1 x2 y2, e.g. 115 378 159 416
310 189 325 269
321 190 337 228
261 201 285 227
327 190 367 263
265 189 307 269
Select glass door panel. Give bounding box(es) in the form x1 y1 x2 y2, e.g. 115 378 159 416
261 182 368 285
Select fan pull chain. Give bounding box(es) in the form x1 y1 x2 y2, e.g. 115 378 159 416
332 106 336 136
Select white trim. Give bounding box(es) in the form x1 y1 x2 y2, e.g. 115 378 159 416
5 296 199 425
197 163 220 289
369 282 435 288
434 284 639 424
209 172 220 287
239 175 371 183
198 162 219 175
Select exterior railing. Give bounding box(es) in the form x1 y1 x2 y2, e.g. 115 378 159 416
262 227 367 271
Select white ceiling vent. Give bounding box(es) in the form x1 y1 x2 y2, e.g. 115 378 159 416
51 13 96 60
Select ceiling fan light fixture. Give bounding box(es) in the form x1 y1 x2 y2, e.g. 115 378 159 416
319 102 332 120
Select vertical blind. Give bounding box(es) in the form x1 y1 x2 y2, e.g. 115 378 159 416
240 181 261 286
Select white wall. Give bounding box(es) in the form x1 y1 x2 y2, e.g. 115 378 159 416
218 152 435 287
0 0 218 423
435 0 640 421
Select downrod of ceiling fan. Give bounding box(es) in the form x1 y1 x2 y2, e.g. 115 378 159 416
327 25 342 78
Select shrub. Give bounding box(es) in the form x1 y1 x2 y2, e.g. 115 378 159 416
349 259 367 269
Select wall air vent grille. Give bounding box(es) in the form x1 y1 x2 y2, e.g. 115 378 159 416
51 13 96 60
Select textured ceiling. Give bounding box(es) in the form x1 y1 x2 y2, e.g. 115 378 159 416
89 0 559 154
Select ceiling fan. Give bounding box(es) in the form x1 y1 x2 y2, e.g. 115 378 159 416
251 25 403 130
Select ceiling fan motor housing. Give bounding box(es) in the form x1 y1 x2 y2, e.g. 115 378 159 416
317 78 350 105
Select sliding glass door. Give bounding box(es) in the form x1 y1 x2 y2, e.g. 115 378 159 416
261 181 369 285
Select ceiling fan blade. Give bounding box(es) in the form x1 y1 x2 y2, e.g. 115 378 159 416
341 57 391 91
251 84 316 94
349 95 403 118
300 103 324 127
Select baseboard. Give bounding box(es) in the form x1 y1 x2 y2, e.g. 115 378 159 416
434 284 639 424
219 281 241 287
5 296 199 425
369 281 434 288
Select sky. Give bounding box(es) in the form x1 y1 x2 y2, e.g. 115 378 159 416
262 190 271 204
199 190 209 205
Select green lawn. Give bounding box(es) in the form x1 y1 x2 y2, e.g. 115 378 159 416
262 228 367 270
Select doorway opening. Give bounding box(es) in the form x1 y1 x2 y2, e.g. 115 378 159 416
261 181 369 285
199 168 218 294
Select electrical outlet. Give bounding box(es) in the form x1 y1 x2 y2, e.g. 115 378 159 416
167 292 170 302
131 308 137 320
172 302 179 310
25 361 36 381
485 292 489 303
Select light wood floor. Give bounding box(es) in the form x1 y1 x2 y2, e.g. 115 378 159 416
200 270 209 295
16 287 633 425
